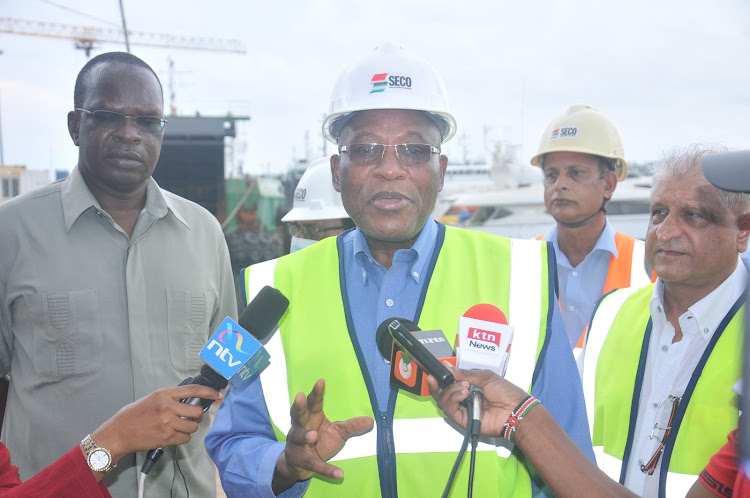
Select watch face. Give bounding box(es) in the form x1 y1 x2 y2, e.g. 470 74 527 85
90 449 111 471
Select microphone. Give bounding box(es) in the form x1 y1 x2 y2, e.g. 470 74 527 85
456 304 513 377
376 318 456 395
199 286 290 387
140 285 289 475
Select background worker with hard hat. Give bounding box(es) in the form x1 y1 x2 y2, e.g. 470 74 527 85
281 157 354 253
207 43 593 497
532 105 654 352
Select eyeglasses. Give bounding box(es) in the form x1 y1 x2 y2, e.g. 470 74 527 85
286 222 351 240
339 143 440 167
76 108 167 134
639 395 681 475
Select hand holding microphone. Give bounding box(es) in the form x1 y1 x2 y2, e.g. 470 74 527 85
90 384 223 469
142 285 289 475
426 364 529 439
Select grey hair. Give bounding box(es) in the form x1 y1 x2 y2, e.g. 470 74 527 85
651 143 750 215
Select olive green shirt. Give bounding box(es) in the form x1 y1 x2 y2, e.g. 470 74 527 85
0 166 237 497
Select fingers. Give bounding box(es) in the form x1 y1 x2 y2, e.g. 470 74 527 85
287 381 327 449
285 447 345 480
290 391 312 429
289 379 326 433
335 416 374 440
167 384 224 401
306 379 326 415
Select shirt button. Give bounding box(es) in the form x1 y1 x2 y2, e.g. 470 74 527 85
412 271 419 278
652 402 659 408
704 328 709 334
386 299 394 307
572 271 578 277
568 305 575 311
661 345 668 352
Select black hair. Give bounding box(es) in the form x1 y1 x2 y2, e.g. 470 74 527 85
73 52 162 109
597 157 618 179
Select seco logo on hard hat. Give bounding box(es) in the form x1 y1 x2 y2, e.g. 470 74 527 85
370 73 413 93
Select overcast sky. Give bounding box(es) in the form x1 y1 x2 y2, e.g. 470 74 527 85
1 0 749 178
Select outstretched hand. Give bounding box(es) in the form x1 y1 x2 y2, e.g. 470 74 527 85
427 363 528 438
273 379 374 492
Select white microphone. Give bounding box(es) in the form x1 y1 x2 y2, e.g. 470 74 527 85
456 303 513 377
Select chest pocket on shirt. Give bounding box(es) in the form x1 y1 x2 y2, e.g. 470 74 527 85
14 290 103 379
166 290 215 374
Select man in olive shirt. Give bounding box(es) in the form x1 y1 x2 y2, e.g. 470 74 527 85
0 52 237 497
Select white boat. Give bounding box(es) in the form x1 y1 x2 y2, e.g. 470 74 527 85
434 174 653 241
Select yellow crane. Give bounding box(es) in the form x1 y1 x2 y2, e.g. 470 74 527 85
0 17 246 57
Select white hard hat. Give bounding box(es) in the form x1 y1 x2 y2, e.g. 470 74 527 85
530 105 628 181
322 43 457 145
281 158 350 223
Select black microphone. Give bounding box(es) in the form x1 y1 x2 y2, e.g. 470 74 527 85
383 318 455 389
140 285 289 475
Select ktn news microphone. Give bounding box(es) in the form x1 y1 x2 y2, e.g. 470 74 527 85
455 304 513 377
375 304 513 395
140 285 289 475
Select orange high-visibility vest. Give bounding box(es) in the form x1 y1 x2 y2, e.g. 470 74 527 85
537 231 656 352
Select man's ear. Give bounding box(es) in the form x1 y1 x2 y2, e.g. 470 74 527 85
67 111 81 146
603 170 618 198
736 212 750 254
331 154 341 192
438 154 448 192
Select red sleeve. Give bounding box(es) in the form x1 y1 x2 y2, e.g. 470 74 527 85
0 443 22 490
0 443 110 497
699 428 738 498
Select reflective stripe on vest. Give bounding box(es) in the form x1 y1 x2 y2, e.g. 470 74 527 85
244 227 552 496
581 286 642 440
581 285 743 496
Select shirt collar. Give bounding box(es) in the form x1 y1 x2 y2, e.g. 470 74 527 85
351 218 438 283
543 218 619 265
650 257 747 341
61 167 190 231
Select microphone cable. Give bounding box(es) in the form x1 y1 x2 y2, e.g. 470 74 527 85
468 387 483 498
441 385 484 498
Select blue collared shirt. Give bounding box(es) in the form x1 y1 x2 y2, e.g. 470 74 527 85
543 220 618 345
206 220 593 497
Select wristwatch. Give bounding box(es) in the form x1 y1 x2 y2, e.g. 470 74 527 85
81 434 114 473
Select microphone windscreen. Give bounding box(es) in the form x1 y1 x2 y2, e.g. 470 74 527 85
463 303 507 324
238 286 290 342
375 318 420 360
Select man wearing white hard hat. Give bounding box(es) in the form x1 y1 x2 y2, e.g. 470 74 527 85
532 105 654 356
207 44 593 497
282 158 355 253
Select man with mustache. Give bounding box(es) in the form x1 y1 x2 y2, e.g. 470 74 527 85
580 145 750 496
532 105 654 357
207 44 592 497
0 52 237 497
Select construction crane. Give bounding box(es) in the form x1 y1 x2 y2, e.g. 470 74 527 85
0 17 246 57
